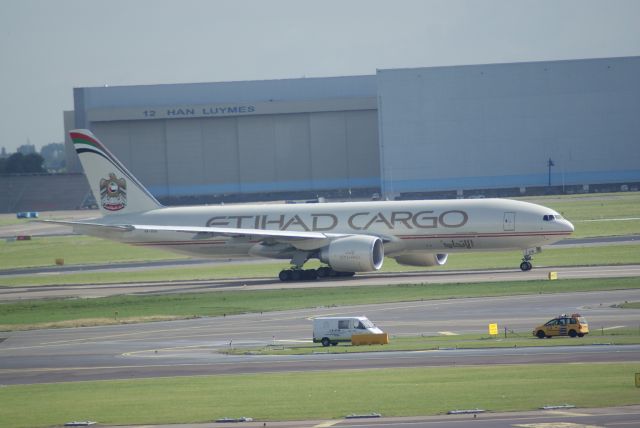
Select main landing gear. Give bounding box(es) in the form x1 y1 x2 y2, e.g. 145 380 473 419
278 251 355 282
278 267 355 282
520 247 540 271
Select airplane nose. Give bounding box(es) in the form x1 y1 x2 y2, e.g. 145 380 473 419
565 219 575 233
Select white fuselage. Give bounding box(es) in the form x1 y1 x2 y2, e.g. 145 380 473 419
82 198 574 259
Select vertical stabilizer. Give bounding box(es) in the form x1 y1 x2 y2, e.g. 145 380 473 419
70 129 162 216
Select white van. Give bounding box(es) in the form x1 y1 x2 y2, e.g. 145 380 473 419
313 316 383 347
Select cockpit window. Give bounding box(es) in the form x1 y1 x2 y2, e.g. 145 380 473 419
543 214 563 221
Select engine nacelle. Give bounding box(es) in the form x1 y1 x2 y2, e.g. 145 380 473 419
320 235 384 272
393 253 448 267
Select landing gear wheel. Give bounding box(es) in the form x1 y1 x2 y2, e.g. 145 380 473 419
315 267 356 279
278 270 292 282
317 267 331 278
520 248 538 272
303 269 318 280
520 261 533 271
279 268 319 282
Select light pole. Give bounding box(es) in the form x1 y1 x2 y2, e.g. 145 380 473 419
547 158 555 187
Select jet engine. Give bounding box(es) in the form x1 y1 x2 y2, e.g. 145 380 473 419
320 235 384 272
393 253 448 267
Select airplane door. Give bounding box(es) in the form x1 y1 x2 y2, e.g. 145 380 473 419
503 212 516 231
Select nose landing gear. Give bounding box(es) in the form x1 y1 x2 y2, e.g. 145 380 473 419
520 258 533 271
520 247 541 271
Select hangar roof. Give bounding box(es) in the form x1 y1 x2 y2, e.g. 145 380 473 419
74 75 377 110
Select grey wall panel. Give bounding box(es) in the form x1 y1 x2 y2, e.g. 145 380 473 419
201 118 240 192
274 114 312 187
309 112 348 189
378 57 640 195
91 122 132 168
63 110 82 173
237 116 276 190
128 121 167 192
345 110 379 186
165 119 205 190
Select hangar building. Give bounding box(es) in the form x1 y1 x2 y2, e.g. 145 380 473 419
69 76 379 202
377 56 640 198
67 56 640 204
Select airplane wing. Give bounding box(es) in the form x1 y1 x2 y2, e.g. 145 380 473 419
38 219 351 249
129 224 339 240
38 219 133 232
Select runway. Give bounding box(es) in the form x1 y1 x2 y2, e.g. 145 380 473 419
1 289 639 385
2 264 639 300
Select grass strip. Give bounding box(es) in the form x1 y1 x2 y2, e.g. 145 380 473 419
524 192 640 238
1 277 638 331
1 363 638 428
2 244 639 287
228 328 640 355
0 235 186 270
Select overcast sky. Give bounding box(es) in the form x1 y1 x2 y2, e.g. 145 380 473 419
1 0 639 152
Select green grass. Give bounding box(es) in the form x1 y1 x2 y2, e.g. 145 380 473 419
1 244 638 287
1 277 638 331
621 302 640 309
0 235 186 270
0 217 24 227
1 363 638 428
229 328 640 356
522 192 640 238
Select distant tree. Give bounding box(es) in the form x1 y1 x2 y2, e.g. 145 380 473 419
3 152 45 173
23 153 45 172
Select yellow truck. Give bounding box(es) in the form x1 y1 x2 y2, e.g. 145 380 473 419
533 313 589 339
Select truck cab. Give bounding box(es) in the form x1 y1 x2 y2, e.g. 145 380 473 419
313 316 383 347
533 313 589 339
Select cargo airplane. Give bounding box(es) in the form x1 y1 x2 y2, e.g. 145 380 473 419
49 130 574 281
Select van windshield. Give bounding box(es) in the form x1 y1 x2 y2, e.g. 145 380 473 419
361 319 375 328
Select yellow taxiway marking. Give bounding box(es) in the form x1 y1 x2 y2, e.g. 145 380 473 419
313 421 341 428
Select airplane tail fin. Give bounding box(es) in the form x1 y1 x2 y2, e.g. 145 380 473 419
70 129 163 216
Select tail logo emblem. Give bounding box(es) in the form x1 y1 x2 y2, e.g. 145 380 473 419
100 173 127 211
